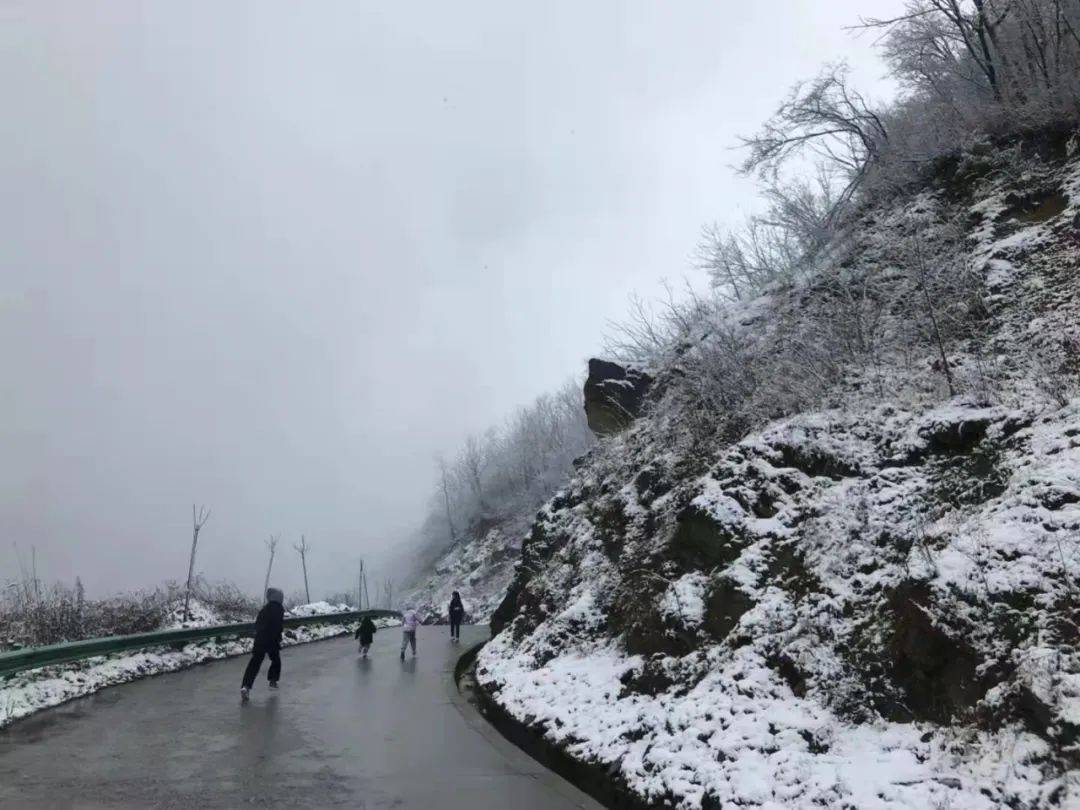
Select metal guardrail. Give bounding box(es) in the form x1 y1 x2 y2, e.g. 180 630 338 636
0 609 401 678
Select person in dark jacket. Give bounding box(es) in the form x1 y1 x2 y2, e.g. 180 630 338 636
448 591 465 643
354 616 377 657
241 587 285 701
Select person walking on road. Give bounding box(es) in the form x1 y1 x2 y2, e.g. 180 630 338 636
241 587 285 702
355 615 377 657
400 607 420 660
448 592 465 643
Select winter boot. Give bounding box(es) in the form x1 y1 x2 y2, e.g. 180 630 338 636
241 687 250 702
268 681 278 689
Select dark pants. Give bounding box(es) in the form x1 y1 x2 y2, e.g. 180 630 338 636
242 643 281 689
450 616 462 639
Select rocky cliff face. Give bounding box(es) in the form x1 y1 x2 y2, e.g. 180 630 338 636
583 359 653 436
477 149 1080 808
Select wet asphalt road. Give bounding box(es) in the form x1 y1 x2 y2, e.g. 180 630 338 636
0 626 602 810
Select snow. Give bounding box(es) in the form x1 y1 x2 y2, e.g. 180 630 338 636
287 600 350 617
480 630 1060 809
474 153 1080 808
661 573 709 627
402 521 527 624
474 392 1080 806
163 597 222 628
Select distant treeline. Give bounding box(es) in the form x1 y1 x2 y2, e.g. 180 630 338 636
413 380 594 570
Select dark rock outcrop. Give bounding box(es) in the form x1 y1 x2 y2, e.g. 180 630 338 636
583 359 653 436
887 583 984 723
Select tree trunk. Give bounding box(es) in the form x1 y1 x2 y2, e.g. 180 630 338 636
301 540 310 604
263 546 276 596
183 506 199 622
439 461 458 549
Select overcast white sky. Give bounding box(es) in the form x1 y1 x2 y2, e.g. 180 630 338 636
1 1 904 598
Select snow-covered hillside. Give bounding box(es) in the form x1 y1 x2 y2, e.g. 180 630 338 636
402 518 529 624
476 149 1080 808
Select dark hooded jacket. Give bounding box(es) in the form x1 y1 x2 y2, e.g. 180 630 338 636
254 587 285 649
449 594 465 621
354 616 377 645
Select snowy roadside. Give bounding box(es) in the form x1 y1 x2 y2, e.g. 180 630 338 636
477 397 1080 809
478 633 1058 810
0 602 398 728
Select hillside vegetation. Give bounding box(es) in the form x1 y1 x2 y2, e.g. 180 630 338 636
470 2 1080 807
481 145 1079 806
402 382 594 622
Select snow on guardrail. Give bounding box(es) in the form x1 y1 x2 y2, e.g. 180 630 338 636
0 607 400 728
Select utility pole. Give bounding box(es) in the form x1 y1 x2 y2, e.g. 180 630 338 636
293 536 311 604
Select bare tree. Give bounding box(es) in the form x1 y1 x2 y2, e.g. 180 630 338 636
603 293 679 363
382 578 394 610
12 543 41 606
860 0 1080 139
740 63 889 202
75 576 85 627
436 456 458 550
31 546 40 602
908 234 957 397
460 434 489 512
263 535 280 596
358 559 370 610
182 505 211 622
731 0 1080 223
293 535 311 605
860 0 1015 103
410 377 594 573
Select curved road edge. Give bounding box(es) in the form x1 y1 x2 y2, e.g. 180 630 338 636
447 639 643 810
0 619 368 730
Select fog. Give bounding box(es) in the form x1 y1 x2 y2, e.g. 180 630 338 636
1 1 901 598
